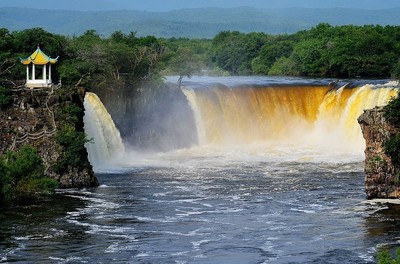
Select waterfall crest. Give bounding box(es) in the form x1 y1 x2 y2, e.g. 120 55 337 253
83 92 125 171
183 82 398 153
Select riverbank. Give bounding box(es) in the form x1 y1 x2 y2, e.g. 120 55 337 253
0 85 98 203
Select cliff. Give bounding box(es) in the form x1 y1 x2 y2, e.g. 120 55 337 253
358 107 400 199
0 86 98 189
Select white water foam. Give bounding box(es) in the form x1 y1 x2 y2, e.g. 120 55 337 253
83 92 125 172
83 79 399 171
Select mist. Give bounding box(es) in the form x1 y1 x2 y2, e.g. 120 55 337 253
1 0 399 11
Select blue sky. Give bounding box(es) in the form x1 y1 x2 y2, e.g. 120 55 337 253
1 0 399 11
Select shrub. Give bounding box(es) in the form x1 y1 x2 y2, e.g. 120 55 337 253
54 124 90 173
383 92 400 166
384 134 400 166
56 102 83 125
377 248 400 264
4 144 45 181
392 60 400 80
14 178 58 201
0 145 57 202
383 94 400 128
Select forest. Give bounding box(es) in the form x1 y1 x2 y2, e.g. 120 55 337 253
1 23 400 91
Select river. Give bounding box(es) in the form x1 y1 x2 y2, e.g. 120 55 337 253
1 77 400 263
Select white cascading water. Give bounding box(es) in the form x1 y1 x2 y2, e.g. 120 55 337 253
182 82 399 156
83 92 125 172
82 81 398 169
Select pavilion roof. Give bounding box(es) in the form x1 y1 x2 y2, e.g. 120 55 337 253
20 47 58 65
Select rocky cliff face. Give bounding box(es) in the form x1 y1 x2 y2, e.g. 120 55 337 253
0 86 98 189
358 107 400 199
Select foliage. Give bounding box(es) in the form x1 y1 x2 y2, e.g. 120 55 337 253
207 24 400 78
58 30 165 88
211 31 266 75
384 93 400 129
377 248 400 264
384 134 400 166
53 97 91 173
167 47 202 88
54 124 90 173
268 56 300 76
0 145 57 203
0 86 12 110
251 35 297 75
56 102 83 126
392 60 400 79
1 24 400 86
161 37 211 80
383 92 400 167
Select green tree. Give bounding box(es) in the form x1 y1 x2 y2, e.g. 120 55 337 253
0 145 56 202
54 125 90 172
53 98 91 173
12 27 67 81
268 55 300 76
211 31 266 75
0 28 16 83
252 35 295 75
292 38 330 76
168 47 202 88
392 60 400 79
383 91 400 167
59 30 110 87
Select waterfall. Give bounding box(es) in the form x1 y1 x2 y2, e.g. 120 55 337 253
83 92 125 171
81 80 398 169
183 82 398 153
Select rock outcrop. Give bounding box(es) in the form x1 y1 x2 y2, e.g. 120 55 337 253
358 107 400 199
0 86 98 189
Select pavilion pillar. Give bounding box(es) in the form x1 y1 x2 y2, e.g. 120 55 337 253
32 64 35 80
26 65 29 80
43 64 47 84
48 64 52 82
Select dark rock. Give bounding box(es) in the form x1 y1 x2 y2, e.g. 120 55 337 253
358 107 400 199
0 87 98 189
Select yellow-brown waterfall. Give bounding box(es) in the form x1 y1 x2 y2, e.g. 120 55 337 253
83 92 125 171
182 83 398 152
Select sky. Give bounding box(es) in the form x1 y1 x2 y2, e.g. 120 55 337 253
1 0 400 11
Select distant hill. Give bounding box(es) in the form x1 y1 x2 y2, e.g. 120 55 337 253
1 0 400 11
1 7 400 38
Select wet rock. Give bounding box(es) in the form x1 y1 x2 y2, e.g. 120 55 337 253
358 107 400 199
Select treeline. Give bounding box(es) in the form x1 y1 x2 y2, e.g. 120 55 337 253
1 23 400 89
209 23 400 78
0 28 169 89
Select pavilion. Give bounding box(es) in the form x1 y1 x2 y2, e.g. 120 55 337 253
20 46 58 88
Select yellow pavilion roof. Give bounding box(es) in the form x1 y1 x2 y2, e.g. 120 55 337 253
20 47 58 65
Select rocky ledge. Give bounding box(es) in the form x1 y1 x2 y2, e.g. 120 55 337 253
358 107 400 199
0 86 98 189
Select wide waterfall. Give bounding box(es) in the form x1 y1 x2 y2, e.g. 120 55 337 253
83 92 125 172
83 78 398 169
182 81 398 154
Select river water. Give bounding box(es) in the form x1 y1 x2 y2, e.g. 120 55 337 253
1 77 400 263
